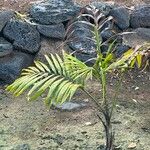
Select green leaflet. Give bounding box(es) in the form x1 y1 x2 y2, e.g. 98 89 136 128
136 54 142 68
6 75 34 93
28 66 41 73
28 75 54 96
29 76 62 101
35 61 46 72
7 53 86 107
44 78 66 106
38 61 51 72
45 55 57 74
14 73 45 96
55 82 73 104
50 54 62 75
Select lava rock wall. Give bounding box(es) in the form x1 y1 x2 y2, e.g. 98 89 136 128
0 0 150 85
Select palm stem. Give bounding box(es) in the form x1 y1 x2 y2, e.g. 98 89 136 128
82 88 104 113
101 69 114 150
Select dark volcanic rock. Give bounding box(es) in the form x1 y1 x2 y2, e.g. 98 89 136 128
69 21 93 31
3 20 40 54
37 23 65 40
90 1 116 15
123 28 150 47
0 10 14 32
67 22 96 55
30 0 81 25
100 21 113 32
101 44 109 53
109 6 130 30
0 52 33 84
101 29 115 42
55 102 87 111
74 52 96 65
69 28 93 39
115 44 130 57
130 5 150 28
69 38 96 55
0 37 13 57
135 28 150 40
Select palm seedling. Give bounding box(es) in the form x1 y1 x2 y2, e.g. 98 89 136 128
6 5 149 150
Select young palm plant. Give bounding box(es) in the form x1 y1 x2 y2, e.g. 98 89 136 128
6 6 149 150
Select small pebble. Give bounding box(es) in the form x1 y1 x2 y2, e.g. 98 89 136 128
127 142 137 149
85 122 92 126
134 86 139 90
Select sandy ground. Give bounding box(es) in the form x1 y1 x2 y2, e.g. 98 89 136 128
0 56 150 149
0 0 150 150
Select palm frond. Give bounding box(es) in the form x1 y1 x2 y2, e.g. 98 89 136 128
6 54 86 106
63 52 93 82
106 49 135 71
106 44 150 71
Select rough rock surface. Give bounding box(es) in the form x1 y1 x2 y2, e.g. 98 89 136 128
0 37 13 57
109 6 130 30
3 20 40 54
37 23 65 40
90 1 116 15
130 5 150 28
0 10 14 32
115 44 130 57
55 102 87 111
0 52 33 84
123 28 150 47
0 2 150 85
72 20 94 29
101 44 109 53
101 29 116 42
69 38 96 55
73 52 96 65
30 0 81 25
67 22 96 54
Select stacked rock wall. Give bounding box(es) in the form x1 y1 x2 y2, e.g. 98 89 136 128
0 0 150 85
